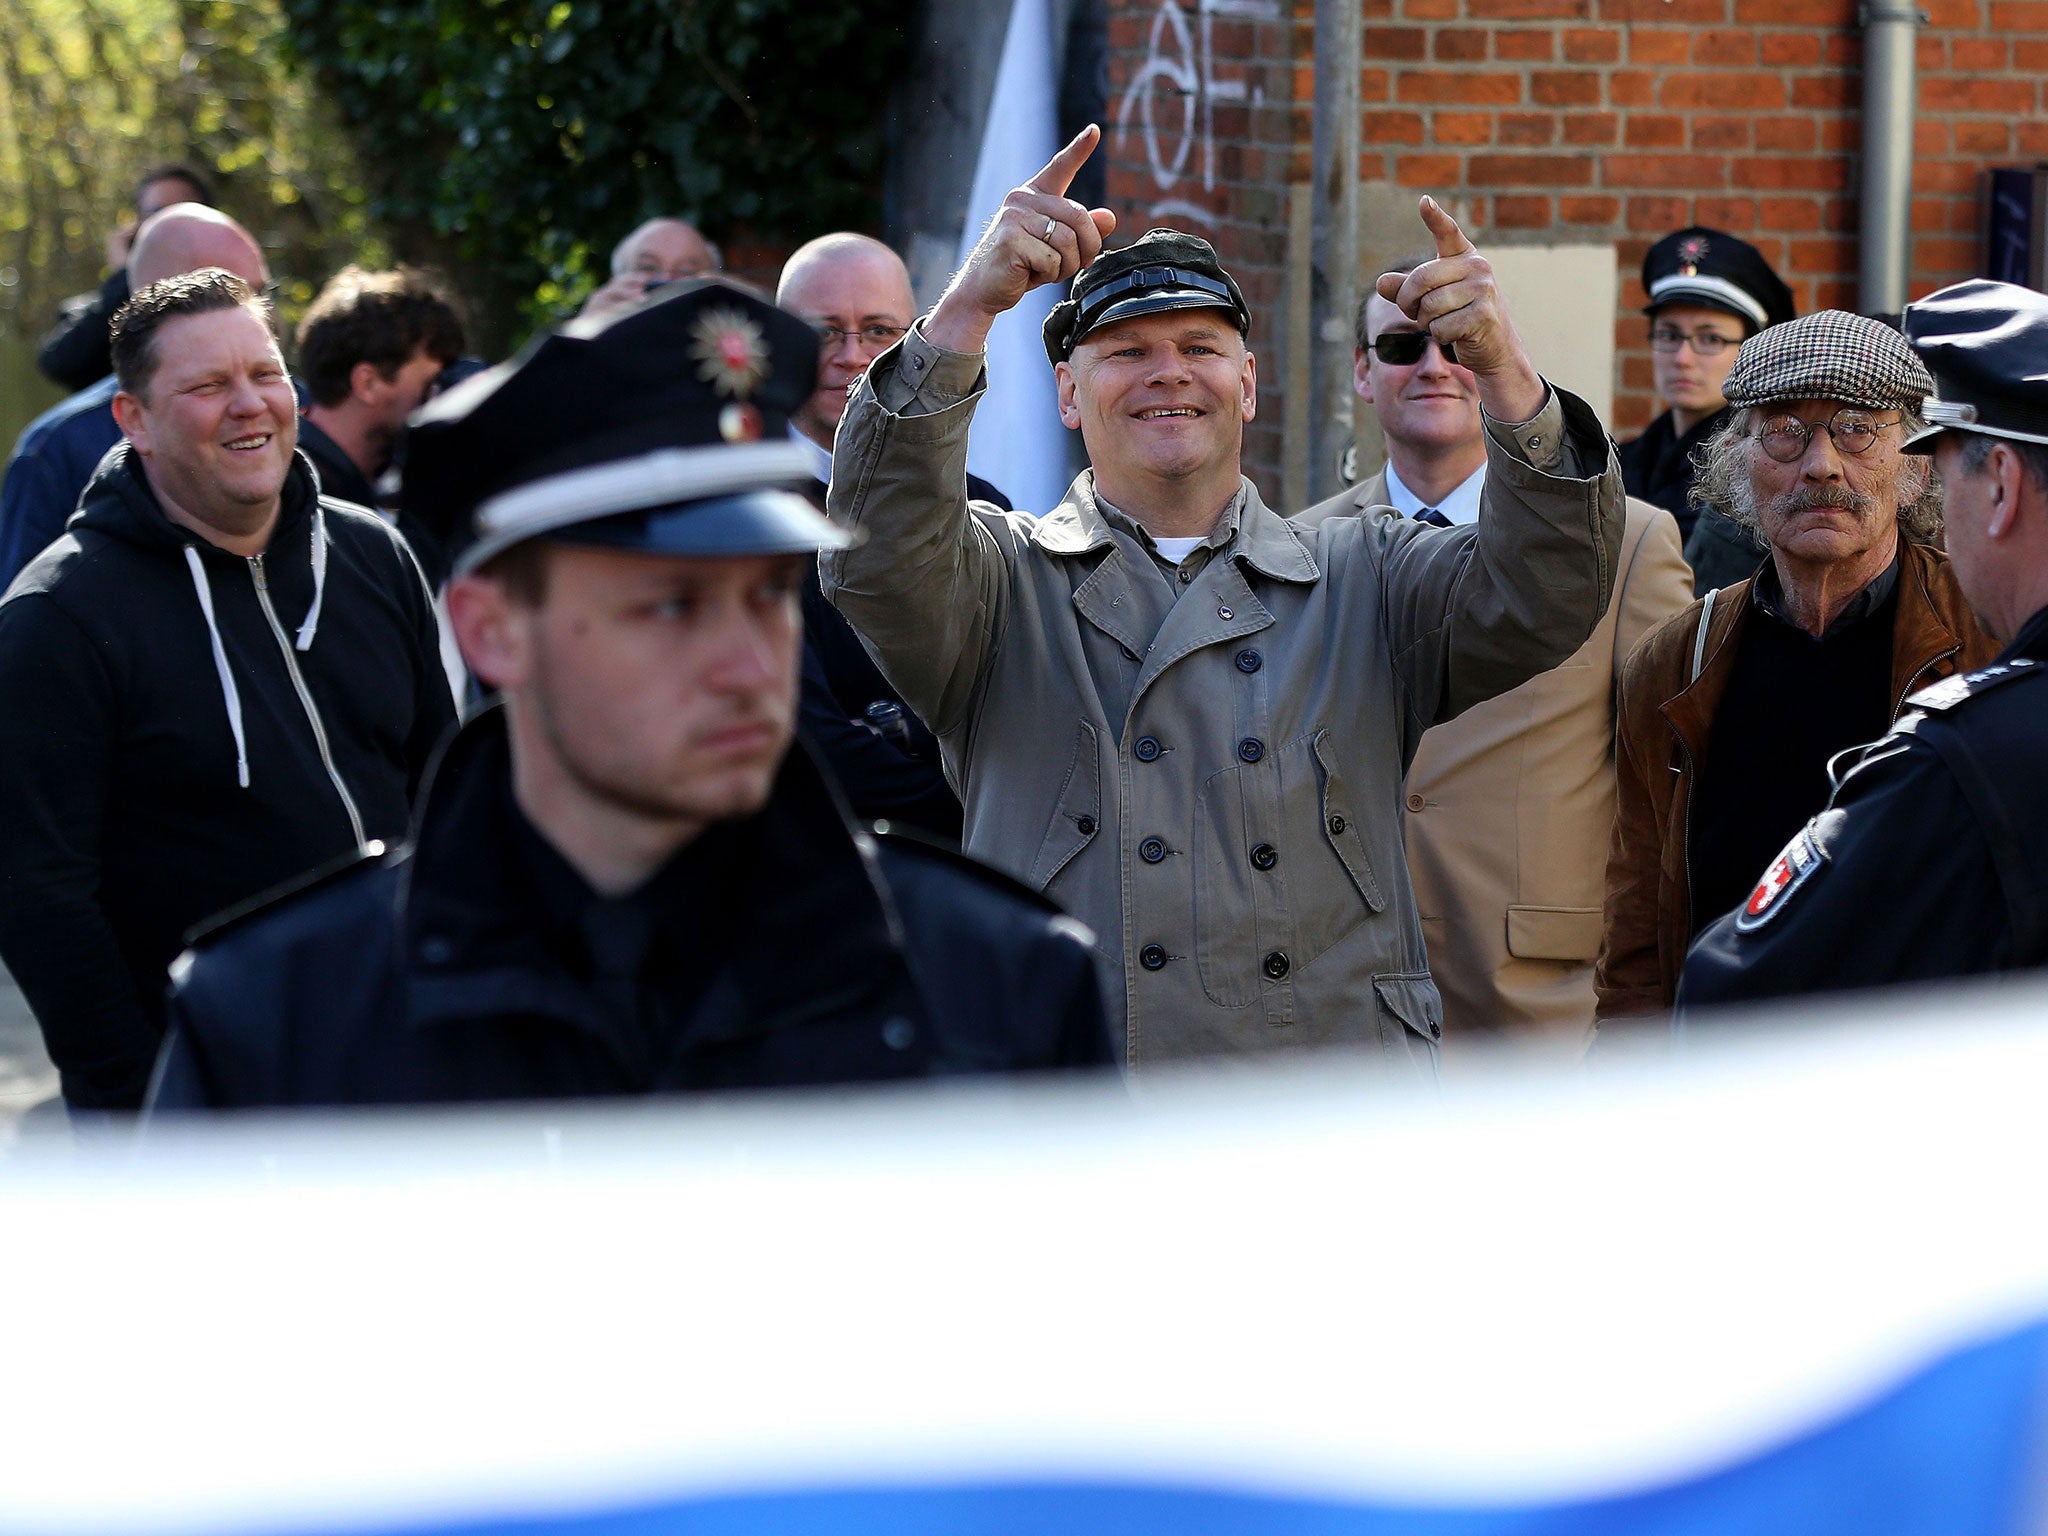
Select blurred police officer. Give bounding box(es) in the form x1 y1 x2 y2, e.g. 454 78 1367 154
1679 280 2048 1008
1618 228 1795 593
147 281 1112 1110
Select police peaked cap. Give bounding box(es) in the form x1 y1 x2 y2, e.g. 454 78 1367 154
402 278 848 576
1043 229 1251 364
1901 278 2048 454
1641 227 1795 333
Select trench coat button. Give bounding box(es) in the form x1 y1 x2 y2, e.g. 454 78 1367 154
1234 648 1262 673
1237 737 1264 763
1217 605 1234 620
1122 644 1140 661
1076 815 1097 836
1429 1019 1443 1040
1250 842 1277 870
1139 943 1168 971
1262 950 1290 980
419 935 453 966
1134 735 1162 762
1406 792 1426 812
1140 836 1168 864
881 1017 917 1051
1327 814 1347 835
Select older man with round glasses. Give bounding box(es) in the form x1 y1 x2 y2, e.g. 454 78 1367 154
1595 310 1999 1023
1676 280 2048 1006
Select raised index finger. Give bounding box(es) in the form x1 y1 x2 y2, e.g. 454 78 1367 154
1419 195 1475 259
1024 124 1102 197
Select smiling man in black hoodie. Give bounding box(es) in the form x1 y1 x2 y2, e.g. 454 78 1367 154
0 268 456 1113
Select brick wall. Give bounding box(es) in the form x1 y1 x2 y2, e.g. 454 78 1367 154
1103 0 1310 486
1102 0 2042 474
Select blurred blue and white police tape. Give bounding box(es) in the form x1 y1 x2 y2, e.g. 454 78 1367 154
5 977 2048 1534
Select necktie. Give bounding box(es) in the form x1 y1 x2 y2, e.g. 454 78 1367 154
1415 506 1453 528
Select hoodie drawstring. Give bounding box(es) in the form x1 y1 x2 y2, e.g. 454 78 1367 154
184 546 251 789
295 502 327 652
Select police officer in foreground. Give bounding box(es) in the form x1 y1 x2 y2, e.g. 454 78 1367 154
146 281 1112 1110
1677 279 2048 1010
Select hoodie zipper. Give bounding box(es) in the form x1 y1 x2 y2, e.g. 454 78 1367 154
249 553 367 845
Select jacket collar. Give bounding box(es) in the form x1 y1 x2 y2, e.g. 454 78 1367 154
1030 469 1320 584
397 707 914 1047
1662 540 1974 755
2006 602 2048 664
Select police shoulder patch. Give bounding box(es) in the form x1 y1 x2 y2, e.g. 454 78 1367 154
1734 821 1828 933
1905 656 2040 712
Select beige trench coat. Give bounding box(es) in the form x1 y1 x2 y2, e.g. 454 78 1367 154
1298 472 1691 1050
822 327 1625 1069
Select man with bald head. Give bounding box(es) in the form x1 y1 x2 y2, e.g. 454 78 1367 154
1 202 271 585
578 217 721 322
773 233 1009 839
36 162 215 392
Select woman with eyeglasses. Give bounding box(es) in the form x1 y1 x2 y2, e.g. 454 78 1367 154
1618 228 1797 593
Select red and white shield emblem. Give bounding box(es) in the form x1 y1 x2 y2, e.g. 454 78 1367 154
1734 823 1826 932
688 307 770 399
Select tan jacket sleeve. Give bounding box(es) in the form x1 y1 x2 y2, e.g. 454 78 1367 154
1595 641 1674 1019
819 325 1013 737
1374 384 1627 747
1612 501 1694 668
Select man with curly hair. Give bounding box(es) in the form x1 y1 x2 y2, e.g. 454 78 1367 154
1595 311 2000 1022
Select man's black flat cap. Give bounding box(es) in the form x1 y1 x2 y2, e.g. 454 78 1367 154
1902 278 2048 454
1640 227 1795 333
403 279 848 576
1042 228 1250 365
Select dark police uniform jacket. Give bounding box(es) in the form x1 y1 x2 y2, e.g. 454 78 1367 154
146 710 1113 1109
1677 604 2048 1011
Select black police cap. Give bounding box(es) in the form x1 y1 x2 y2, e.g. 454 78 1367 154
1042 228 1251 365
402 279 847 576
1902 278 2048 455
1640 227 1795 333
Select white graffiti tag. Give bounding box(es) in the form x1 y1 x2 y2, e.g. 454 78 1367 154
1114 0 1282 225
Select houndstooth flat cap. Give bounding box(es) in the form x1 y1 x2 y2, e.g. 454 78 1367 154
1721 309 1935 412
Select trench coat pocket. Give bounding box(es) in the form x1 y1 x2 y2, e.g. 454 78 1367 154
1506 904 1604 962
1372 971 1444 1054
1313 732 1384 917
1026 721 1102 890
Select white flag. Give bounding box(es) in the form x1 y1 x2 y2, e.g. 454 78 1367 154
957 0 1072 515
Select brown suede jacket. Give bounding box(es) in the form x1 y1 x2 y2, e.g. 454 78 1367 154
1594 540 2000 1020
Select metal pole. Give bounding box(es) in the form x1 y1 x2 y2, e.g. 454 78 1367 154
1307 0 1361 505
1858 0 1923 318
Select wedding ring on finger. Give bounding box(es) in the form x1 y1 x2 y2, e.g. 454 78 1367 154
1043 217 1060 245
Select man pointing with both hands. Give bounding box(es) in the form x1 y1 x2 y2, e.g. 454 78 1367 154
824 127 1624 1068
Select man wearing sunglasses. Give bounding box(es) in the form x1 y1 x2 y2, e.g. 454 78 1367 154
1597 311 1998 1024
1297 263 1690 1056
822 126 1625 1069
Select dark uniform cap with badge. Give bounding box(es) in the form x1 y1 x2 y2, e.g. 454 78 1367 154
1640 227 1796 334
1901 278 2048 454
1042 228 1251 365
403 278 850 577
1721 309 1934 413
